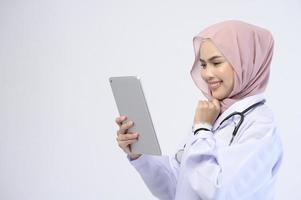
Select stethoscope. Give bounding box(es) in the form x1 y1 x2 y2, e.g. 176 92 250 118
175 99 266 164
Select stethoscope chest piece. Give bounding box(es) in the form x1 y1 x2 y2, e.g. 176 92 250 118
175 149 184 164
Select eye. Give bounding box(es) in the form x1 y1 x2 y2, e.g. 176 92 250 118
200 63 207 69
213 62 221 66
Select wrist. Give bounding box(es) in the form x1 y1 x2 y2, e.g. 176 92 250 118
192 122 213 135
129 154 141 161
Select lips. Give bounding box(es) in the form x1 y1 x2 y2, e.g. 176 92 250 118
208 81 222 90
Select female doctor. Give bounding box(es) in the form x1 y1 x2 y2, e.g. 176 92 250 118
114 20 283 200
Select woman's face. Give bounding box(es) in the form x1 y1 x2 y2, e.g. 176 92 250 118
200 39 235 100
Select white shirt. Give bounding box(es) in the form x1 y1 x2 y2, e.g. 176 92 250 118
128 94 283 200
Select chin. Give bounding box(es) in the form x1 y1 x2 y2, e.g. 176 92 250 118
211 91 227 100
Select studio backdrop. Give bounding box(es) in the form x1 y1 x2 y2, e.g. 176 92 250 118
0 0 300 199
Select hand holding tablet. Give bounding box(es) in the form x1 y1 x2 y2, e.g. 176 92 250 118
115 115 142 160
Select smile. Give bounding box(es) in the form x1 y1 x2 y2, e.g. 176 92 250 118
208 81 222 90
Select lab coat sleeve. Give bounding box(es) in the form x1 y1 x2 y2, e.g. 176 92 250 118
181 118 283 199
128 154 178 200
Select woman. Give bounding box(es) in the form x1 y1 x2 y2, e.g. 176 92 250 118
115 20 283 200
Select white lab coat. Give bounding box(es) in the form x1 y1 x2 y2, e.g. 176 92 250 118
128 93 283 200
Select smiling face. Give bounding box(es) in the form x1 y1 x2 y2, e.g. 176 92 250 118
199 39 235 100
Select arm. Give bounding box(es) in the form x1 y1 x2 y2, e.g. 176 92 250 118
115 115 180 200
129 154 179 200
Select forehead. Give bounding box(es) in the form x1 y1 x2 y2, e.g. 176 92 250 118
200 39 223 59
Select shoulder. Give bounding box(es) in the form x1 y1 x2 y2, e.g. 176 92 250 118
248 104 275 124
236 104 278 143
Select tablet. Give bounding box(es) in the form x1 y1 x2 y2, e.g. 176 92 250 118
109 76 162 155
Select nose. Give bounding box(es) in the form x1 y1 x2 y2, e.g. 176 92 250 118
201 65 215 80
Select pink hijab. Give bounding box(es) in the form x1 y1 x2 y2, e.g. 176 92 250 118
190 20 274 113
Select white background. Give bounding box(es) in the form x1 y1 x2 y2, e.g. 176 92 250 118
0 0 300 199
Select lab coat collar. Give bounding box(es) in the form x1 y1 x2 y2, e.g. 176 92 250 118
212 93 266 131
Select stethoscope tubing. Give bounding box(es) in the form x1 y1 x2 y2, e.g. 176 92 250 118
175 99 266 164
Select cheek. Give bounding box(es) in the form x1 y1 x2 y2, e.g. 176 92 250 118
200 70 206 80
216 66 230 80
218 65 234 90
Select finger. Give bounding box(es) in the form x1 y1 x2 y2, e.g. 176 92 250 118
211 99 220 109
200 100 209 108
197 100 206 107
118 121 134 135
208 101 215 108
117 132 139 141
118 139 138 151
120 139 138 146
115 116 127 127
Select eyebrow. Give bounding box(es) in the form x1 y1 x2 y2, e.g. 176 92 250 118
200 55 223 62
